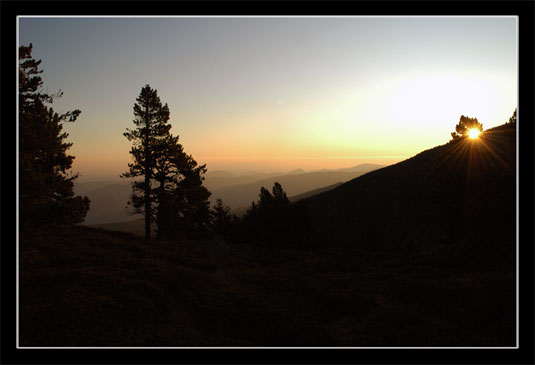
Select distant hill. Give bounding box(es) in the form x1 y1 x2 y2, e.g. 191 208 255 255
306 123 516 251
336 163 386 173
203 171 283 191
74 180 123 196
76 182 140 225
204 170 236 179
210 164 384 210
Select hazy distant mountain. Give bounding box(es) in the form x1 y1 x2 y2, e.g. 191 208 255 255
204 170 236 179
310 164 385 173
76 182 139 225
336 163 385 173
288 168 307 174
210 164 384 210
74 180 123 196
76 164 384 225
203 171 283 191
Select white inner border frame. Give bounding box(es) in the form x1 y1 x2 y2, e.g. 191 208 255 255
16 15 520 350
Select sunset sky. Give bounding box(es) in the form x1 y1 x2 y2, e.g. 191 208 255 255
18 16 518 180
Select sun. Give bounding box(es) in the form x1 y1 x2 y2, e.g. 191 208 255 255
468 128 481 139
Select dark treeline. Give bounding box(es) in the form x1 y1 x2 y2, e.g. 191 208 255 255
237 182 314 247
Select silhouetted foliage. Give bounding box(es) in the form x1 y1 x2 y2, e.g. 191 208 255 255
241 182 313 247
122 85 211 240
507 108 517 126
19 43 89 232
451 115 483 140
122 85 171 240
157 148 212 239
272 181 289 203
211 199 235 234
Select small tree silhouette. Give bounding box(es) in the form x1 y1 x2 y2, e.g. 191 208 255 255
507 109 517 125
211 198 237 238
272 182 290 205
241 182 312 246
451 115 483 140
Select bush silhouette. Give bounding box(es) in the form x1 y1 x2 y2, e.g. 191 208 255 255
451 115 483 140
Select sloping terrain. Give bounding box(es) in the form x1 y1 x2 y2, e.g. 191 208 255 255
19 125 516 347
307 124 516 252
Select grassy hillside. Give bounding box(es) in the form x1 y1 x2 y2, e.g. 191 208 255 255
19 225 514 347
307 124 516 252
19 125 516 347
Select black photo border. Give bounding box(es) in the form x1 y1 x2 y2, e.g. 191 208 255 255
1 1 533 364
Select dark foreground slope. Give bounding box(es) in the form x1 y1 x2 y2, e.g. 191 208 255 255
19 224 514 347
19 124 516 347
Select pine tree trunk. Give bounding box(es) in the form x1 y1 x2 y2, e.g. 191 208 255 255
145 172 151 241
156 181 164 240
144 105 151 242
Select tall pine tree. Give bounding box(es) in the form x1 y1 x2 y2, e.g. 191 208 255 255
19 43 90 232
123 85 211 240
122 85 171 240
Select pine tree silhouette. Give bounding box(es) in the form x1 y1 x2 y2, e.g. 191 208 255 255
19 44 89 232
451 115 483 140
123 85 211 240
122 85 171 240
